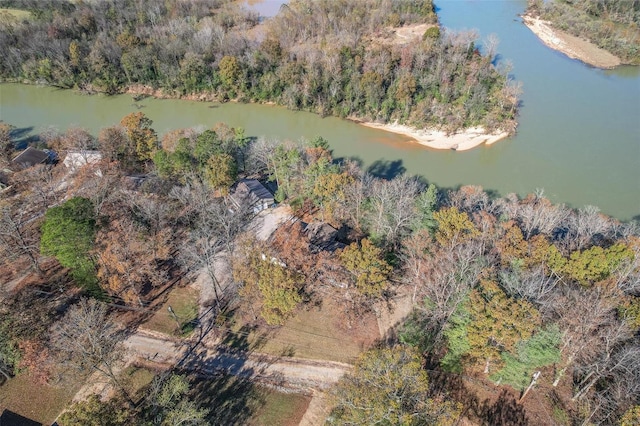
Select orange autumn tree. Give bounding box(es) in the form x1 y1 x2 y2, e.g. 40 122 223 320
96 218 169 306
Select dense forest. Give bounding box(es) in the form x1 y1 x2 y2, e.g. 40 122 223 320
527 0 640 64
1 114 639 424
0 0 519 133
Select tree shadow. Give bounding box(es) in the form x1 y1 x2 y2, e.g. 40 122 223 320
366 159 406 179
480 389 528 426
428 370 528 426
181 340 285 425
189 372 265 426
218 322 271 353
9 126 38 150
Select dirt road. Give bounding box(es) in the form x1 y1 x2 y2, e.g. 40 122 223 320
125 330 351 390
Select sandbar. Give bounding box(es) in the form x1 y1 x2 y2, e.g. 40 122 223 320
522 14 621 69
360 121 509 151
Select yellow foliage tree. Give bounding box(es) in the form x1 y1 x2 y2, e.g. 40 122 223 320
204 153 237 195
120 112 158 162
339 238 392 297
433 206 479 246
234 237 303 325
331 347 461 425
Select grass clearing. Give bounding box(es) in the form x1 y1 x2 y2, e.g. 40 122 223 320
0 8 31 20
142 286 199 336
250 390 311 426
0 373 83 425
221 297 379 364
121 366 156 403
190 373 310 426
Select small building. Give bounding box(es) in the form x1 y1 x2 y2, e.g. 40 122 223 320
62 150 102 172
0 409 42 426
232 179 275 213
11 146 50 168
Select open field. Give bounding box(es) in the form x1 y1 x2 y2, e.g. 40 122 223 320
0 373 84 425
221 296 379 364
0 8 31 20
120 365 156 403
191 373 310 426
142 286 199 336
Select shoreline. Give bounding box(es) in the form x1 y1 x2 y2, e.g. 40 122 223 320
1 81 511 151
359 121 510 151
522 14 621 69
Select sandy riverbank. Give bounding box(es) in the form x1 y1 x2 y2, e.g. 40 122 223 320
360 121 509 151
522 14 621 69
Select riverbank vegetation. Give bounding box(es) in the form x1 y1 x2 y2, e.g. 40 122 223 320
0 0 519 134
1 117 638 424
527 0 640 65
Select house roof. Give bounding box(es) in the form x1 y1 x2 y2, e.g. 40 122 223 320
238 179 274 201
11 146 49 167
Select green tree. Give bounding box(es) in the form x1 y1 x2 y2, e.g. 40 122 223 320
339 238 392 298
491 325 561 389
413 183 439 231
120 112 158 162
0 320 20 380
0 122 14 165
40 197 97 289
442 280 541 374
219 55 240 88
620 405 640 426
143 374 209 426
330 346 461 426
58 395 131 426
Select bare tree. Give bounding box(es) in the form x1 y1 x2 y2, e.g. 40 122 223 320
551 286 628 387
516 190 570 239
50 298 132 406
448 185 492 216
177 185 250 309
568 205 614 251
0 204 41 272
336 174 372 232
368 175 421 247
499 265 561 306
403 236 484 345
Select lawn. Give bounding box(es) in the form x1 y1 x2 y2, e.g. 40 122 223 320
0 373 83 425
120 365 156 404
190 373 310 426
221 296 379 364
250 390 311 426
142 286 199 336
0 8 31 20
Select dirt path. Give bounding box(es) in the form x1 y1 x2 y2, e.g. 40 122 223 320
298 391 334 426
124 331 351 390
375 285 414 340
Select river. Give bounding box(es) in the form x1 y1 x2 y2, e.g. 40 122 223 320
0 0 638 220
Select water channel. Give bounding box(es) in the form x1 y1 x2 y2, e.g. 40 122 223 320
0 0 638 220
